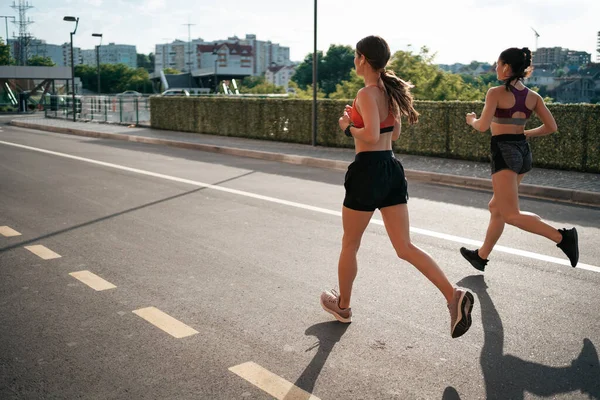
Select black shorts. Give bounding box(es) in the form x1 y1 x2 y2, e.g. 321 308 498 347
491 134 533 175
343 151 409 212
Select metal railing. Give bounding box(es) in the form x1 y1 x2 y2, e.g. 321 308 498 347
44 95 150 125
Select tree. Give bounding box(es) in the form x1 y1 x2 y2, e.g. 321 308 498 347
27 55 55 66
137 53 154 73
291 44 354 97
241 76 266 89
329 70 363 99
0 38 10 66
162 67 180 75
75 63 153 94
330 46 489 101
288 81 325 99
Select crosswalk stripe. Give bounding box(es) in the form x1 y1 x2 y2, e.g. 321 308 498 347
69 271 116 291
24 245 61 260
0 226 22 237
229 361 321 400
132 307 198 338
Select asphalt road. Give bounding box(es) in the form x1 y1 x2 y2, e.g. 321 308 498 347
1 122 599 400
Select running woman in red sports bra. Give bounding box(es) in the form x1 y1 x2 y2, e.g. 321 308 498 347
320 36 474 339
461 47 579 271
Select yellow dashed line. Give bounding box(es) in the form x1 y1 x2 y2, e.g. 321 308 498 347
69 271 116 291
132 307 198 338
229 362 321 400
0 226 22 237
24 245 61 260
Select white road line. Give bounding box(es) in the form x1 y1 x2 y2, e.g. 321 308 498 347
229 362 321 400
1 139 598 273
69 270 117 291
133 307 198 338
24 245 61 260
0 226 22 237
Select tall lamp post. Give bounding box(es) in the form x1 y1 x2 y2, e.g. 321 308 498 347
312 0 318 146
213 49 219 93
92 33 103 94
63 16 79 122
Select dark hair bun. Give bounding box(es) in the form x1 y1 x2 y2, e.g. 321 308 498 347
522 47 532 68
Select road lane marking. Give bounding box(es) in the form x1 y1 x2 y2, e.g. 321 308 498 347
132 307 198 338
1 140 598 273
24 245 61 260
229 362 321 400
69 270 116 291
0 226 21 237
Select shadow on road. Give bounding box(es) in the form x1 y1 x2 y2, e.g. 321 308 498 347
0 171 255 253
282 321 349 400
450 275 600 400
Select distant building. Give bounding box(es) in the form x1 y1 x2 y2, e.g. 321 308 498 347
81 43 137 69
526 69 557 90
265 65 296 90
554 77 596 103
153 34 291 77
534 47 591 68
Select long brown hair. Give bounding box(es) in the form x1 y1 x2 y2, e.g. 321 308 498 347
356 35 419 124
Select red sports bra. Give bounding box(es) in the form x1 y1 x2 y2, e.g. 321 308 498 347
349 87 396 134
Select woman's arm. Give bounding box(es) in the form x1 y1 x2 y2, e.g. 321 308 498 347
391 118 401 141
467 88 497 132
346 88 380 144
525 93 557 138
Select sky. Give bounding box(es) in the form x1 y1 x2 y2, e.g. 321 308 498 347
1 0 598 65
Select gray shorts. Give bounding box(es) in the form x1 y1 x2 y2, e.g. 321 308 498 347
490 134 532 175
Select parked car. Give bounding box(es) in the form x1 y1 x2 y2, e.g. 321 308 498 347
161 89 190 97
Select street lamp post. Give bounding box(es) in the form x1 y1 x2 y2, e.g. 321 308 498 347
213 49 218 93
92 33 103 95
312 0 318 146
63 16 79 122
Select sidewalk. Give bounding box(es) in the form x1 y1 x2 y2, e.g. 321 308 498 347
8 117 600 207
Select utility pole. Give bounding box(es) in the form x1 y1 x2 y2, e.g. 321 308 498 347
11 1 34 65
183 22 196 91
0 16 15 63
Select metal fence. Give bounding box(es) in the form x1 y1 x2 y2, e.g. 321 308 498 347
44 95 150 125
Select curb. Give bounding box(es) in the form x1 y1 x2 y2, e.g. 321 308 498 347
9 120 600 208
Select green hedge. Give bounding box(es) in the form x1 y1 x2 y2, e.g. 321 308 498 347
150 97 600 173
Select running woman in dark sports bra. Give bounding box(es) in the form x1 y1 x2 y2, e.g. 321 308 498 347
320 35 474 339
461 47 579 271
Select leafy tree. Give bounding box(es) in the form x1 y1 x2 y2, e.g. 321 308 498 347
0 38 11 66
75 63 153 94
162 67 180 75
329 70 363 100
27 55 55 66
241 76 266 89
137 53 154 73
291 44 354 97
288 81 325 99
330 46 489 101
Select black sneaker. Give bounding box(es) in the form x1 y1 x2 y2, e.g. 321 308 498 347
557 228 579 267
460 247 488 272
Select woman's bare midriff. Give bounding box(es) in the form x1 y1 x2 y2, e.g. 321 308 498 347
354 132 393 153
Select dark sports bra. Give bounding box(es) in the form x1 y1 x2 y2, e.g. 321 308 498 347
350 86 396 133
493 86 533 126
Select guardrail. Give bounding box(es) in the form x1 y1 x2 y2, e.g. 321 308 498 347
44 95 150 125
